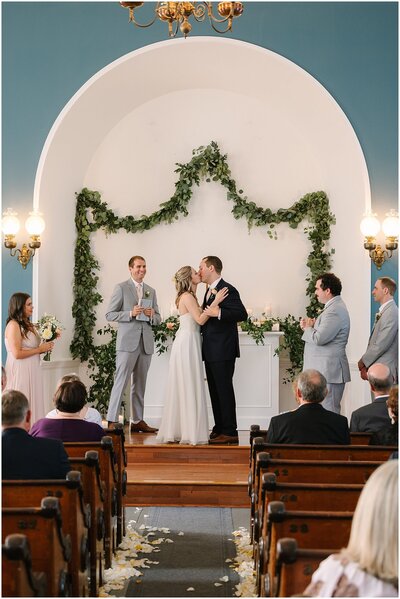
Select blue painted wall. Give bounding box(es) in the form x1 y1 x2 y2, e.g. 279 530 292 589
2 2 398 352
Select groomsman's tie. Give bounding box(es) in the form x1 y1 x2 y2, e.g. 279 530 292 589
137 283 143 301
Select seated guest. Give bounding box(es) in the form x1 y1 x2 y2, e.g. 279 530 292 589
46 373 103 426
370 386 398 446
266 369 350 444
30 380 104 442
2 390 70 480
303 460 398 597
350 363 392 433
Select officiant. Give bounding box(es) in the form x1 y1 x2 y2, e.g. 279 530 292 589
106 255 161 432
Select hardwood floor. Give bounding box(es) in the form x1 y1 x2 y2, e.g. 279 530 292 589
124 429 250 507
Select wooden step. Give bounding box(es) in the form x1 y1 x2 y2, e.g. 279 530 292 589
126 443 249 464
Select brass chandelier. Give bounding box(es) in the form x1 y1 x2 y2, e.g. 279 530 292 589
120 2 244 38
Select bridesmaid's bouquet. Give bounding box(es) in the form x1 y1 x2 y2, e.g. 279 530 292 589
37 314 63 361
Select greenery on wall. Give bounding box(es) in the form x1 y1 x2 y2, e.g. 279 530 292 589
70 142 335 411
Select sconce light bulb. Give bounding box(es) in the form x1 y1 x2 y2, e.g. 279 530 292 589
25 212 45 236
382 210 400 238
360 213 380 238
2 208 21 235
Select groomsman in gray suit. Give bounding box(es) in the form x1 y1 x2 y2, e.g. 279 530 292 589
358 277 398 384
300 273 350 414
106 255 161 432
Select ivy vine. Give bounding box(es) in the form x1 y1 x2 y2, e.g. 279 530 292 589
70 141 335 402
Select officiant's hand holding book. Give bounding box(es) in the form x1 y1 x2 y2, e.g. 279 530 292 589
136 298 153 322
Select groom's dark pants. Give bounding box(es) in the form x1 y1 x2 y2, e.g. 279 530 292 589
205 360 238 437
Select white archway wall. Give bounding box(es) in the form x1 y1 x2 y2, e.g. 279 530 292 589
36 38 372 416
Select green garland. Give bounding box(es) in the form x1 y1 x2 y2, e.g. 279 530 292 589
71 142 335 396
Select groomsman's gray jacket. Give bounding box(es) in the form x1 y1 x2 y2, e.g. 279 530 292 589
361 300 398 383
106 279 161 354
302 295 351 384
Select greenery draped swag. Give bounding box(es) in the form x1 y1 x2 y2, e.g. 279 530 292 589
70 142 335 411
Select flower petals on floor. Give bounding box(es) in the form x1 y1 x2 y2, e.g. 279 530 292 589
231 528 257 597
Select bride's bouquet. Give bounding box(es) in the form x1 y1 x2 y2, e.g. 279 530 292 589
37 313 63 361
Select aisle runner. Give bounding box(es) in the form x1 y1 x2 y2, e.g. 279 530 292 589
100 507 255 598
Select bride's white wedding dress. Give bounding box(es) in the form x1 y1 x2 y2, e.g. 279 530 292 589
156 312 209 445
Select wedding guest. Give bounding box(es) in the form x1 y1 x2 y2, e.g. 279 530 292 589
46 373 103 426
303 460 398 597
358 277 398 383
2 366 7 391
2 390 70 480
106 255 161 432
30 380 104 442
300 273 350 414
350 363 392 433
370 386 398 446
4 292 54 422
266 369 350 444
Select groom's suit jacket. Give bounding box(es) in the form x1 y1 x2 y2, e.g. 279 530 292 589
106 279 161 354
302 295 351 384
361 301 398 383
201 278 247 362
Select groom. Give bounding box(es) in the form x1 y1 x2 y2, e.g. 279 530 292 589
199 256 247 445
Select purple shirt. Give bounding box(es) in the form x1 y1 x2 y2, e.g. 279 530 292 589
30 418 104 442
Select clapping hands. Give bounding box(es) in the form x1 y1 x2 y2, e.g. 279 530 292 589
300 317 315 330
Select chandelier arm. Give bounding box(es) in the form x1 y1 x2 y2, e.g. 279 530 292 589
129 12 158 28
209 17 233 34
206 2 235 24
169 19 180 38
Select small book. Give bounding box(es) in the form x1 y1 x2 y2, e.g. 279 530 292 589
136 298 152 322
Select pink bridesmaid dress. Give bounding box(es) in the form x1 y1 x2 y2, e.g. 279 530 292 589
5 329 47 424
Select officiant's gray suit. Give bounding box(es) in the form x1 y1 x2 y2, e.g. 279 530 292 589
302 295 350 413
361 300 398 383
106 279 161 423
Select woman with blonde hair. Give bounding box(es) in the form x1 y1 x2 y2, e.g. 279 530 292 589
304 459 398 597
157 266 227 445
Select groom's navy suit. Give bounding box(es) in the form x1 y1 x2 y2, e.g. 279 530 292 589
201 279 247 437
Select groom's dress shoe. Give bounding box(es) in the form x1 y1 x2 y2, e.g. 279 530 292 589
130 420 158 433
209 434 239 445
209 431 220 440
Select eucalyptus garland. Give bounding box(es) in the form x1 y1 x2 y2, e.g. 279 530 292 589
71 141 335 387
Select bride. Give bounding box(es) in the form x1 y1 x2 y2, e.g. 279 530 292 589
156 266 228 445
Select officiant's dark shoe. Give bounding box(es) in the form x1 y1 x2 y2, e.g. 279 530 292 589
209 434 239 445
130 420 158 433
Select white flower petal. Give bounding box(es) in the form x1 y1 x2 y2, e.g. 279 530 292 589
186 587 195 592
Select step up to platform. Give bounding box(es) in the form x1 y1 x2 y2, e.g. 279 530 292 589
125 441 250 508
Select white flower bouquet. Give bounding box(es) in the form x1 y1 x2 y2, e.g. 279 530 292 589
37 313 63 361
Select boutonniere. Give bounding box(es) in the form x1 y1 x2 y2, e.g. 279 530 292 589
374 312 381 323
210 288 218 297
144 290 151 299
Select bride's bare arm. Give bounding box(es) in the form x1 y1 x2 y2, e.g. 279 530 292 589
182 288 229 325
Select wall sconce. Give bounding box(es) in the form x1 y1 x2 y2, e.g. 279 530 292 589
360 209 399 269
2 208 45 269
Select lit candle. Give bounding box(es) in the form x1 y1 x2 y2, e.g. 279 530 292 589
264 304 272 317
246 307 253 317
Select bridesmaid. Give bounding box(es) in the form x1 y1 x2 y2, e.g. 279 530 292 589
4 292 54 423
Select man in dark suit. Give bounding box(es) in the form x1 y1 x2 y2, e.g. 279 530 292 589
2 390 70 480
267 369 350 444
199 256 248 445
350 363 392 433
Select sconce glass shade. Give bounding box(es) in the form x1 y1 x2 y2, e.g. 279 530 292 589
2 208 21 235
360 213 380 238
382 210 400 238
25 212 45 236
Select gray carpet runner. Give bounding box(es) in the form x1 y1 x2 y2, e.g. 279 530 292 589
123 507 247 597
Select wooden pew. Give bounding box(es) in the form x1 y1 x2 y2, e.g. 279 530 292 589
257 501 353 597
255 443 395 462
275 537 331 597
2 471 89 597
250 449 384 541
64 436 118 569
68 451 105 597
351 431 372 445
2 533 47 597
2 497 71 597
104 423 128 545
253 472 362 559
